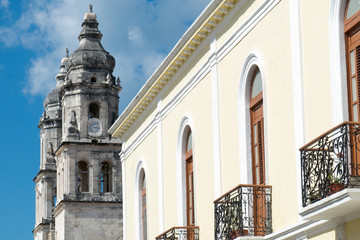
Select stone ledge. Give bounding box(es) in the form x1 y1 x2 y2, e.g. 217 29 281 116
299 188 360 221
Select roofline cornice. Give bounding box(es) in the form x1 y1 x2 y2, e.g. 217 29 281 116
109 0 237 138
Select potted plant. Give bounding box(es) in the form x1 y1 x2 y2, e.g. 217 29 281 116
309 193 321 203
229 228 248 239
228 207 248 239
328 174 345 194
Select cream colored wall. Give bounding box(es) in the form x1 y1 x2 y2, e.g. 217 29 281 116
161 43 211 108
123 72 215 238
123 38 211 148
309 229 336 240
301 0 333 142
122 101 157 150
346 217 360 240
161 73 214 238
216 0 265 48
120 0 343 238
123 129 159 240
217 0 299 232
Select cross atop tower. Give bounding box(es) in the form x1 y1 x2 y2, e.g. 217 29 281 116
89 4 93 13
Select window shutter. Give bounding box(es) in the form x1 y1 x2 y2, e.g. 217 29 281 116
258 119 265 185
356 46 360 118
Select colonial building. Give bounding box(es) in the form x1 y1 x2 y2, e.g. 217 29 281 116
33 7 123 240
109 0 360 240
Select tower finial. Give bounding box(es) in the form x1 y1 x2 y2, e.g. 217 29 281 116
65 48 69 58
89 4 93 13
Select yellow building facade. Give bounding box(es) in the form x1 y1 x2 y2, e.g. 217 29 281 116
109 0 360 239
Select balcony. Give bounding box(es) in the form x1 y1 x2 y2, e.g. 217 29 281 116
155 226 199 240
300 122 360 220
214 184 272 239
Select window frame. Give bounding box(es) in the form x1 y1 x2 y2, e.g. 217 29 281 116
249 68 265 186
185 129 195 226
77 160 89 193
100 161 112 193
89 102 100 119
138 168 147 240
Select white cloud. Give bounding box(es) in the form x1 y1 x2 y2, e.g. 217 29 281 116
23 53 59 96
128 26 144 47
0 0 211 111
1 0 9 8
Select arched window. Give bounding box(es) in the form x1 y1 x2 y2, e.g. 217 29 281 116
345 0 360 175
89 102 99 119
101 162 112 193
345 0 360 21
249 67 265 236
185 129 195 226
139 171 147 240
78 161 89 192
250 68 265 185
345 0 360 122
91 76 97 83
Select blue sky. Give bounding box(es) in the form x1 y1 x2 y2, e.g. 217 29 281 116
0 0 209 238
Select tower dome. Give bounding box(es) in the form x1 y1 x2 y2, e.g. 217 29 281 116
43 88 61 109
66 7 115 72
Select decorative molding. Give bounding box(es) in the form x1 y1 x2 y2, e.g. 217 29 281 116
110 0 281 139
299 189 360 221
110 0 239 139
266 218 352 240
289 0 305 214
210 35 222 198
119 0 280 166
156 100 164 232
176 116 194 226
336 224 346 240
265 220 320 240
329 0 348 125
217 0 281 62
238 53 266 184
122 117 157 160
305 219 339 239
121 157 127 240
134 160 147 240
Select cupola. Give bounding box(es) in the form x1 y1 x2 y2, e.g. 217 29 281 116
66 5 115 72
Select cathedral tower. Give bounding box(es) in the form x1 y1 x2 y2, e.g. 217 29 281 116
34 6 123 240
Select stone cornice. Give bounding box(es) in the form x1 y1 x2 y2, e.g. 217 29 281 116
33 169 57 183
109 0 238 139
32 219 53 234
38 117 62 129
54 140 122 157
53 199 122 218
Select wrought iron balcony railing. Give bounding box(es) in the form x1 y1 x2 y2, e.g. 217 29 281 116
155 226 199 240
214 184 272 239
300 122 360 207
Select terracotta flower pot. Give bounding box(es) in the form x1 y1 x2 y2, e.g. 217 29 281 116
329 183 345 194
230 229 248 239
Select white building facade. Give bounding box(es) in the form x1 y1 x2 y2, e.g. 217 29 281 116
108 0 360 239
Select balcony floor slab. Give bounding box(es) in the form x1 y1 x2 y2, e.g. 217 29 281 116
299 188 360 220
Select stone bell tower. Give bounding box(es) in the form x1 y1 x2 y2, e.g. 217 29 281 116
33 47 68 240
34 6 123 240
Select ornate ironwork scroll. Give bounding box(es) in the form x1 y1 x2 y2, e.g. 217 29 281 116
214 184 272 239
155 226 199 240
300 122 360 207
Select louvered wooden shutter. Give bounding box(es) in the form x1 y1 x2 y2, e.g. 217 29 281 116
356 46 360 119
258 118 265 185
